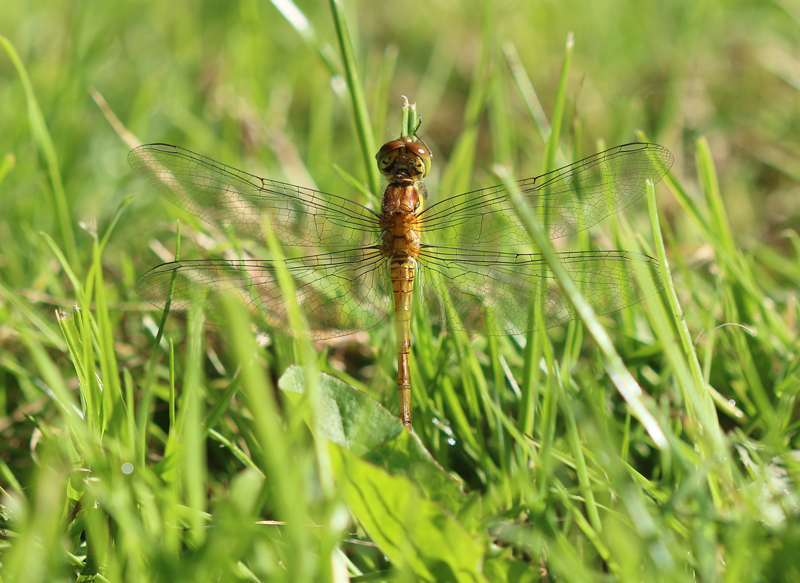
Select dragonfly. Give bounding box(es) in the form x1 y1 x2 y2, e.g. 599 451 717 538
129 136 673 429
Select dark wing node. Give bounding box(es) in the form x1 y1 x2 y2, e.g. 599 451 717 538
419 143 673 248
416 247 663 335
128 144 381 248
136 248 390 339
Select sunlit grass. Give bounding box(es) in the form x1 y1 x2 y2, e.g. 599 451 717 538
2 1 800 582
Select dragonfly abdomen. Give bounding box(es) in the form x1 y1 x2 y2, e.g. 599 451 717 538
390 255 416 427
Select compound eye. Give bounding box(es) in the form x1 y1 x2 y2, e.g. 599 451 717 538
376 140 404 163
410 143 432 177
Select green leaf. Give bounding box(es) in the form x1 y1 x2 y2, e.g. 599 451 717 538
331 445 489 583
483 553 542 583
278 365 403 455
278 366 477 518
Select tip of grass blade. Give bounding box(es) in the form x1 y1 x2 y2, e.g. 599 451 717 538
401 96 419 138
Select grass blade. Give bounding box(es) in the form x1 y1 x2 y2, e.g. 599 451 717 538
329 0 381 197
496 164 669 451
0 35 79 268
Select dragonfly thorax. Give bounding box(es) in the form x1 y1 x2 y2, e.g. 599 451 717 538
379 181 423 260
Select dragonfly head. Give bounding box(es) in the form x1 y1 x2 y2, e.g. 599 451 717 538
376 138 432 180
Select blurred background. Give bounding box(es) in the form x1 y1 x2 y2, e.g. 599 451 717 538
2 0 798 259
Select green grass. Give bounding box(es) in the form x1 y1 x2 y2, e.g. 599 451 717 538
2 0 800 581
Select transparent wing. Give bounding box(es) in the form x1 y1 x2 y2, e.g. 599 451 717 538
419 143 673 247
135 248 391 339
416 247 663 335
128 144 381 248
